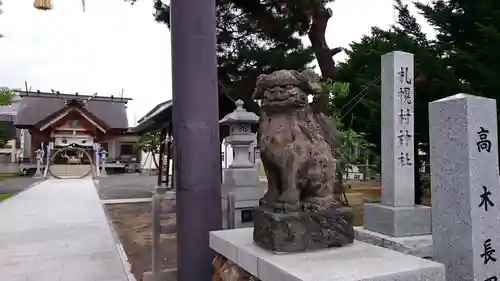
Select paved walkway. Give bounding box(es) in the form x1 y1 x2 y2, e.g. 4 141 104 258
0 178 129 281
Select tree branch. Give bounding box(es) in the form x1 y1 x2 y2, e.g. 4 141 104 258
307 6 341 79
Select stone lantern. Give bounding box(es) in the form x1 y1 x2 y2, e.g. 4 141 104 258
34 149 44 178
219 100 262 228
219 99 259 168
100 149 108 177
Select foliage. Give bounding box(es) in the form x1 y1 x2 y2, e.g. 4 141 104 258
416 0 500 99
320 81 374 176
317 79 350 124
0 87 14 148
420 173 431 196
137 131 163 169
0 87 14 106
340 128 374 178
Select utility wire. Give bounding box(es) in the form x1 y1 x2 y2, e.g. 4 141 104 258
338 76 381 113
340 76 380 120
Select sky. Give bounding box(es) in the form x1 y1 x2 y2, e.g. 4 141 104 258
0 0 433 126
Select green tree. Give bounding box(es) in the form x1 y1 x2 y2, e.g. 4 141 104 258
137 131 162 169
0 87 14 148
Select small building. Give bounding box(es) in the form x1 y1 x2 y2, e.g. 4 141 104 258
14 91 139 165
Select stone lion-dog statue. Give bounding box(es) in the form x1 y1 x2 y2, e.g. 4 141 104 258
252 69 354 252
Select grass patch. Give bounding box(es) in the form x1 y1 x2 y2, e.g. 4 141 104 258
363 195 380 201
258 167 266 177
0 193 11 201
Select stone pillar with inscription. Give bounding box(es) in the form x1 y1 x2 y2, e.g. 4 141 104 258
219 100 263 229
429 94 500 281
355 51 433 258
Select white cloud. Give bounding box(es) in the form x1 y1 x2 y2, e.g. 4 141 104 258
0 0 432 126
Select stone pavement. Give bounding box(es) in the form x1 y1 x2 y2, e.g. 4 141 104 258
0 178 129 281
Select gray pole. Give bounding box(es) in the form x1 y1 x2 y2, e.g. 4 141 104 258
170 0 222 280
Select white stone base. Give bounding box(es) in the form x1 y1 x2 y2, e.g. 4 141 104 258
355 226 433 258
210 228 444 281
363 203 432 237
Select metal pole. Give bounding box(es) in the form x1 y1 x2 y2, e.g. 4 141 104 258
170 0 221 279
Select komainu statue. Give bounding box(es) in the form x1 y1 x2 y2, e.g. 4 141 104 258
252 69 354 252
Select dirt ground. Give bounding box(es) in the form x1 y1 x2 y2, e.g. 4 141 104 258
346 180 431 225
106 201 177 281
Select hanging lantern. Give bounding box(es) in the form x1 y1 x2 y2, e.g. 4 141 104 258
33 0 52 10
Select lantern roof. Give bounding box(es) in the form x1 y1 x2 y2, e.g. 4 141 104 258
219 100 259 125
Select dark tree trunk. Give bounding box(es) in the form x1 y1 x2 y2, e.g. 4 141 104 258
307 5 342 114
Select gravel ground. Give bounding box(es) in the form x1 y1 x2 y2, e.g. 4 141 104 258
96 174 158 199
0 177 43 194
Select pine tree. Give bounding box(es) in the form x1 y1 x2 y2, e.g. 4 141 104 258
416 0 500 99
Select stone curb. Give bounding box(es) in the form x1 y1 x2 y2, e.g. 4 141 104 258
94 179 137 281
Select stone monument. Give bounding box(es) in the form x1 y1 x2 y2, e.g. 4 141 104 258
251 69 354 252
100 149 108 177
219 100 263 229
429 94 500 281
355 51 432 258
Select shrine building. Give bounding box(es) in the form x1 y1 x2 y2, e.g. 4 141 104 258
14 91 139 166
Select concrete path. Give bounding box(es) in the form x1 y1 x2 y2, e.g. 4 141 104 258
0 178 129 281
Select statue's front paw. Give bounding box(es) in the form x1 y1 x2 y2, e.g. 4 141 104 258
270 201 300 213
300 197 334 212
300 201 323 212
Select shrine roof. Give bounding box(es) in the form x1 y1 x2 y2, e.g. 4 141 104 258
133 92 238 135
14 91 130 130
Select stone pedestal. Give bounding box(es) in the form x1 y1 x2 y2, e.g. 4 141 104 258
221 168 263 228
354 227 433 258
210 228 445 281
356 51 432 257
253 205 354 252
